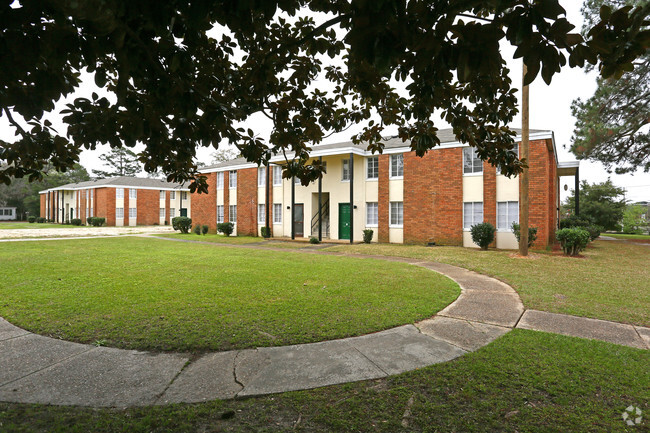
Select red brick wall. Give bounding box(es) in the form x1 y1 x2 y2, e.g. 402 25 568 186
192 172 217 232
124 190 130 226
39 194 46 218
525 139 553 248
164 191 170 225
137 189 160 225
547 139 558 245
237 168 258 236
80 190 87 224
378 155 390 242
96 188 116 226
403 148 463 245
483 162 497 247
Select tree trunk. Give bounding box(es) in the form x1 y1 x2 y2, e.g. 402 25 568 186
520 62 529 256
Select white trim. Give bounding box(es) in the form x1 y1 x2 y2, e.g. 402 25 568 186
40 184 189 193
463 172 483 177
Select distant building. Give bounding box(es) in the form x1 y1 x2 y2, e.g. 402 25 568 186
0 206 17 221
39 177 190 226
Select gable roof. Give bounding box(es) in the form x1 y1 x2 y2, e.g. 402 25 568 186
40 176 189 193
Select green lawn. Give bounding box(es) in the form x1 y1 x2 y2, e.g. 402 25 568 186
156 233 264 244
606 233 650 242
0 222 64 229
330 240 649 327
1 330 647 433
0 237 459 352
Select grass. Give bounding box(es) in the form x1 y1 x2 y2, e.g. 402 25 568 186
1 330 647 432
0 237 459 352
155 233 263 244
330 240 649 327
606 233 650 242
0 222 65 229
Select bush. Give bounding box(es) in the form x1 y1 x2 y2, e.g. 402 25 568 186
559 215 592 229
172 216 192 234
511 222 538 249
363 229 374 244
36 217 46 223
202 224 209 235
309 236 320 244
470 222 495 250
556 228 590 256
217 222 234 236
87 217 105 227
70 218 82 226
193 223 202 235
27 216 36 223
261 226 271 238
585 225 603 241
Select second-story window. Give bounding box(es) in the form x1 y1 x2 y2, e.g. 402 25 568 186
390 154 403 177
273 166 282 186
129 189 137 199
229 170 237 188
258 167 266 187
367 156 379 180
216 172 224 189
342 159 350 181
463 147 483 174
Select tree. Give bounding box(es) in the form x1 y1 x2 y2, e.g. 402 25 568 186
564 179 626 231
92 148 141 179
571 0 650 173
197 147 240 168
622 204 647 234
1 1 648 192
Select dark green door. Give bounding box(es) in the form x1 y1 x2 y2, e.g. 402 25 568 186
180 208 188 217
339 203 351 240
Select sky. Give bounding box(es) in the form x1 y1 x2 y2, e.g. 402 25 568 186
1 2 648 203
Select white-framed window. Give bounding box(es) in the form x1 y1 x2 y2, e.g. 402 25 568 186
367 156 379 180
159 190 165 200
181 191 188 200
258 204 266 223
229 205 237 223
258 167 266 187
129 207 136 218
170 191 176 200
229 170 237 188
366 202 378 226
217 205 224 223
116 188 124 199
89 189 93 200
89 208 93 217
497 147 519 175
129 189 137 199
390 154 404 178
116 207 124 218
159 208 165 219
273 166 282 186
390 202 403 226
497 201 519 231
342 158 350 181
216 172 224 189
463 147 483 174
463 202 484 230
273 203 282 224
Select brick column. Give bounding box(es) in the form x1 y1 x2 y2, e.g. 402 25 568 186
237 168 258 236
192 173 218 232
433 148 463 245
224 171 230 222
165 191 171 225
526 139 552 248
483 161 497 247
137 189 159 225
378 154 390 243
404 151 437 244
124 190 130 225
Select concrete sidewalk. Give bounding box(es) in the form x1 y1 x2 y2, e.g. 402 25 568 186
0 240 647 408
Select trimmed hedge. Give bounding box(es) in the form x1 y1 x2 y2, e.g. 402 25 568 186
363 229 374 244
217 222 234 236
71 218 82 226
556 228 590 256
261 226 271 238
172 216 192 234
470 222 495 250
36 217 46 223
87 217 106 227
27 216 36 223
511 222 538 248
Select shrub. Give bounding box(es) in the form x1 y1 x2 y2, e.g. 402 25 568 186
70 218 82 226
511 222 538 248
202 224 209 235
363 229 374 244
556 228 590 256
261 226 271 238
87 217 105 227
470 222 495 250
585 225 603 241
217 222 234 236
27 216 36 223
193 223 202 235
559 215 592 229
309 236 320 244
36 217 46 223
172 216 192 234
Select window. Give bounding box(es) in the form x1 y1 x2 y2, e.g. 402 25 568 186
258 204 266 223
463 202 484 230
169 208 176 218
216 172 224 189
170 191 176 200
181 191 188 200
366 202 378 226
159 190 165 200
129 189 137 199
129 207 137 218
229 170 237 188
367 156 379 180
390 154 404 177
116 207 124 218
273 166 282 186
89 189 93 200
258 167 266 187
159 208 165 219
89 208 93 217
229 205 237 223
116 188 124 199
497 147 519 175
390 202 403 226
217 205 224 223
342 158 350 181
273 203 282 224
463 147 483 174
497 201 519 231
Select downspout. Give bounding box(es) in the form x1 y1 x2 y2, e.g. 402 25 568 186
349 152 354 244
318 156 322 242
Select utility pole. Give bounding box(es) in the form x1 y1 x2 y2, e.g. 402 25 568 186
520 62 530 256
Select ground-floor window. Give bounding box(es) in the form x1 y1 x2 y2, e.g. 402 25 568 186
497 201 519 231
129 207 136 218
116 207 124 219
170 208 176 218
390 202 403 227
159 208 165 219
366 202 378 226
463 202 483 230
258 204 266 223
89 208 93 217
229 205 237 223
273 203 282 224
217 205 224 223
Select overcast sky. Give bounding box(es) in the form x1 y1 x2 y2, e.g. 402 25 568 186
1 2 648 202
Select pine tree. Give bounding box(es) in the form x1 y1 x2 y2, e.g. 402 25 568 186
92 148 141 179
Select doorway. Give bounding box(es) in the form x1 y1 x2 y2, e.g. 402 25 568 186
339 203 351 240
293 204 304 237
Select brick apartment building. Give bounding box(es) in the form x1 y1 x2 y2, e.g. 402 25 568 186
192 128 579 248
40 177 190 226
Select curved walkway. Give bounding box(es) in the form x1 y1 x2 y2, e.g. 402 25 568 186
0 237 647 408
